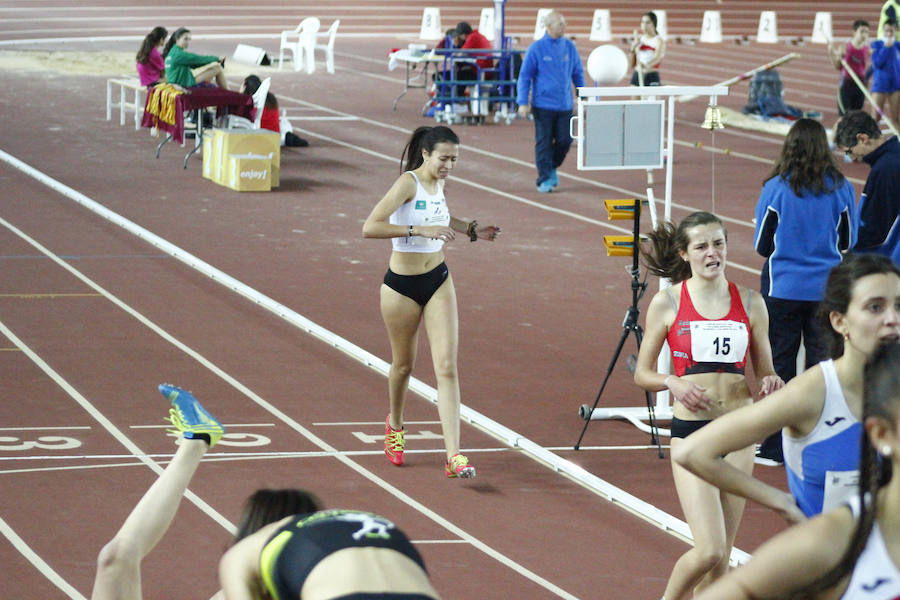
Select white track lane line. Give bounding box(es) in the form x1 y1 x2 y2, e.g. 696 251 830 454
0 217 580 599
0 515 87 600
0 140 753 567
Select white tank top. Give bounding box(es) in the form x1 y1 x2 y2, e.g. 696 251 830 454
636 34 663 70
783 359 861 516
841 495 900 599
389 171 451 253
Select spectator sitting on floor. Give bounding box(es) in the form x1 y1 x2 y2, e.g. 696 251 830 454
240 75 308 147
162 27 227 89
135 26 167 87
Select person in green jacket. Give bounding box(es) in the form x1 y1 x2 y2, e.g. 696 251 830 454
162 27 227 89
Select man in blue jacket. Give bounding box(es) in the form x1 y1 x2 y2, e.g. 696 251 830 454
516 10 585 193
835 110 900 265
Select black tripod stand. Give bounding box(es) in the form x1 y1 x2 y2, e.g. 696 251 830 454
574 198 663 458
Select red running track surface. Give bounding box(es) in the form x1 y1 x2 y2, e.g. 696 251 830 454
0 1 884 598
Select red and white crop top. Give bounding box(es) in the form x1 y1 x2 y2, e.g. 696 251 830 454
666 281 751 377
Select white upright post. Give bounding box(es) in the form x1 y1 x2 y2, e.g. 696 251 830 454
665 95 674 223
494 0 507 49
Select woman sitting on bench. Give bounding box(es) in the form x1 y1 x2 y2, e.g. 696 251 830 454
136 26 167 87
162 27 227 89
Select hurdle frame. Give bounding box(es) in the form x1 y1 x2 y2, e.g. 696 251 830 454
572 85 729 435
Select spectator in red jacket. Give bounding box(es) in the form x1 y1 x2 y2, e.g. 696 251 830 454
454 21 493 71
240 75 308 147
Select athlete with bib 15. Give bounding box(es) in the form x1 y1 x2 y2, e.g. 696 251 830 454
634 211 784 600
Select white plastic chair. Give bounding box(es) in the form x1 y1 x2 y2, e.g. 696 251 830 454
314 19 340 74
279 17 320 73
223 77 271 129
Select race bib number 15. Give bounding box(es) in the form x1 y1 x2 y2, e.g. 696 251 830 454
690 321 748 363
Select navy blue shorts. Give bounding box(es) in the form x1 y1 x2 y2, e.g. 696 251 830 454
630 71 660 86
383 262 449 306
670 417 712 439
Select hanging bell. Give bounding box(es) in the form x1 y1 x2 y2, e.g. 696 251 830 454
701 104 724 130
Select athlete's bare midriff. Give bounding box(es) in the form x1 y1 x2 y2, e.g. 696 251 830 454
671 371 753 421
388 250 446 276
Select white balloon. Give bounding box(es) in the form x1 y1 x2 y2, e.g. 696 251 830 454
587 45 629 84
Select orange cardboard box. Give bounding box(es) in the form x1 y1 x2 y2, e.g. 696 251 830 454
210 129 280 186
226 154 272 192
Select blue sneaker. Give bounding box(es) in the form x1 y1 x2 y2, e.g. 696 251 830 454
159 384 225 447
548 169 559 189
537 181 554 193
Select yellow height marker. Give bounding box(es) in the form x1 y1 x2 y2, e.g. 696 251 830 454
604 235 636 256
603 198 641 256
604 198 638 220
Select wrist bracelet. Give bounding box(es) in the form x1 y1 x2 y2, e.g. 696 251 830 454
407 225 413 238
467 220 478 242
664 375 673 388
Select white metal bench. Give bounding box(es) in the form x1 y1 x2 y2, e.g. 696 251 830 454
106 77 146 130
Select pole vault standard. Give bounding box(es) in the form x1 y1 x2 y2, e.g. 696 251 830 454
677 53 799 103
570 85 728 442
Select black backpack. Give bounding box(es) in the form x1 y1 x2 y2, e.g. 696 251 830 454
743 69 801 118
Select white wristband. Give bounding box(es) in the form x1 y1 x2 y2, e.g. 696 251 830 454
664 375 673 388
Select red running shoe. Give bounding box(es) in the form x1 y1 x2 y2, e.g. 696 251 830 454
445 453 476 478
385 415 405 466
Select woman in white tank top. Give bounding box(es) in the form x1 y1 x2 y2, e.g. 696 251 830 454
694 341 900 599
362 126 500 478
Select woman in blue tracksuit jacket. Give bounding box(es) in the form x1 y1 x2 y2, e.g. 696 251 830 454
753 118 857 461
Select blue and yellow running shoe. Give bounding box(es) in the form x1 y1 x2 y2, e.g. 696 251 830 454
159 383 225 447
